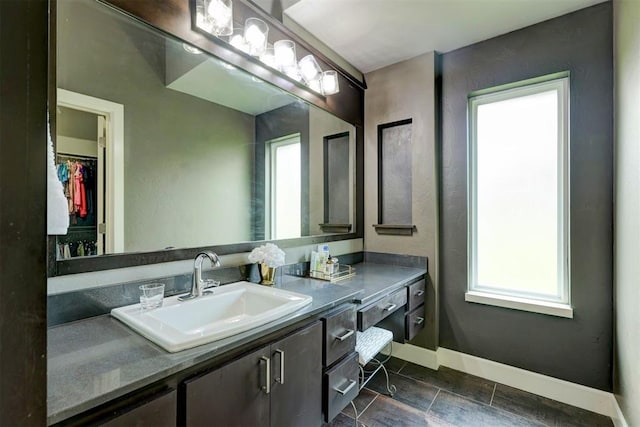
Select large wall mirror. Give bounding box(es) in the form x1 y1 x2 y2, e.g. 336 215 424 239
50 0 362 275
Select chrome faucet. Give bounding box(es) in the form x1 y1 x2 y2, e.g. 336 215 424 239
179 251 221 301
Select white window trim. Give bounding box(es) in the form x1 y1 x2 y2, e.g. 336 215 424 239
265 133 301 240
466 74 572 318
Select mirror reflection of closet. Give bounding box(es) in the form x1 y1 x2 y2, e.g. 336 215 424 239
55 105 105 258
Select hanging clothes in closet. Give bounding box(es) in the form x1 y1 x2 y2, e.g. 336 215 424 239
56 154 98 258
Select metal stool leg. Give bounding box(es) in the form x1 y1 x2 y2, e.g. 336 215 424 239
350 400 359 427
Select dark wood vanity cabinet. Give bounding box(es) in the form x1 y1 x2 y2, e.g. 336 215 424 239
320 305 358 423
184 322 323 427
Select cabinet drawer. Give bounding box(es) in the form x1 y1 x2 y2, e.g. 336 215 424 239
405 306 425 341
324 352 359 422
322 305 356 367
407 279 426 311
357 288 407 331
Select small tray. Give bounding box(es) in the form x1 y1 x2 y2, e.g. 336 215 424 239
310 264 355 283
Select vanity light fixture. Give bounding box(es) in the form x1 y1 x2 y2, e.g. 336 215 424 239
204 0 233 36
244 18 268 57
193 1 340 96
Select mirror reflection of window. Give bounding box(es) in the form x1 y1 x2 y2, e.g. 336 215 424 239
268 134 301 240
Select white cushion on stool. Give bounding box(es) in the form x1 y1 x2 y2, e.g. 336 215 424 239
355 326 393 366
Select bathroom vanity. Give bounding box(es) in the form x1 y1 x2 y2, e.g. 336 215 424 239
47 263 426 426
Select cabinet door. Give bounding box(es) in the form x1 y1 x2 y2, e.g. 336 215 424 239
100 389 176 427
184 346 270 427
270 322 323 427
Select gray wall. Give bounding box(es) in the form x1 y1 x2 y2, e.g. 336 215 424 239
57 0 255 252
308 107 356 235
440 3 613 390
613 0 640 423
364 52 439 350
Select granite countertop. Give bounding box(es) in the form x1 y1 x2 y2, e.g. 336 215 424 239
47 262 427 424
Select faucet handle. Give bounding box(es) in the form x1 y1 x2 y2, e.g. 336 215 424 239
203 279 220 289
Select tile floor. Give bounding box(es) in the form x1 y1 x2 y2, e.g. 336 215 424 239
327 358 613 427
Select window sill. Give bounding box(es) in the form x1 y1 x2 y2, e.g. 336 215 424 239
465 291 573 318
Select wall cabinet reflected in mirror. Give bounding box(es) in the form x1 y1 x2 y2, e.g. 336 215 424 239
52 0 356 261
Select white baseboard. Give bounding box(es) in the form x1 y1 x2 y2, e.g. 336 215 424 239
389 341 438 369
390 343 628 425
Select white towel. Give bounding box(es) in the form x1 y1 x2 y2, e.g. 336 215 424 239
47 124 69 235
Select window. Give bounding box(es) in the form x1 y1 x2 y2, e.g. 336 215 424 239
467 74 572 318
266 134 301 240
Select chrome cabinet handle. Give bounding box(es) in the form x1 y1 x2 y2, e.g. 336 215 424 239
335 329 354 342
260 356 271 394
415 290 425 297
415 317 425 325
333 379 357 395
384 303 397 312
274 349 285 384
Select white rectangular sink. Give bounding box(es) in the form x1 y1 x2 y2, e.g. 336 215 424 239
111 281 312 352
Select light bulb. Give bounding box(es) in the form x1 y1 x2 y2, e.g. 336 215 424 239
229 34 249 54
260 45 277 69
274 40 296 69
321 70 339 95
307 78 322 94
244 18 268 57
283 65 302 82
298 55 322 83
206 0 232 36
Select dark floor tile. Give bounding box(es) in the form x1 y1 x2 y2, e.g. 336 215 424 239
399 363 496 404
324 412 357 427
359 394 448 427
491 384 613 427
342 388 378 418
429 390 544 427
385 356 408 373
366 371 439 411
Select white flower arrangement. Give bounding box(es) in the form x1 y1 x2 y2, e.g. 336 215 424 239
248 243 286 268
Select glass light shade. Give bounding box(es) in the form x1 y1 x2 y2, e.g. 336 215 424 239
274 40 296 69
244 18 268 57
205 0 233 36
228 27 249 54
283 64 302 82
195 1 214 33
321 70 339 95
298 55 322 83
307 77 322 94
260 44 277 69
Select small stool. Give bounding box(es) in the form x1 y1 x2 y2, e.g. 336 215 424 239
349 327 397 426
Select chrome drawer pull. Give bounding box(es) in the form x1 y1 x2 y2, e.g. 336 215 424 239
274 349 285 384
415 290 425 297
335 329 354 342
260 356 271 394
384 303 397 312
334 379 357 395
415 317 425 325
